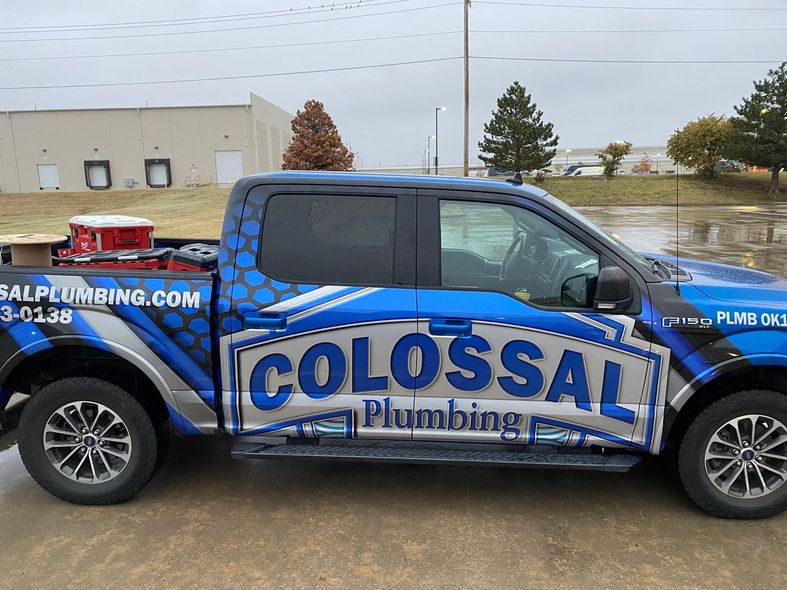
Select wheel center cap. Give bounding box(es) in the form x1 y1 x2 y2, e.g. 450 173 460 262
742 449 755 461
83 435 97 448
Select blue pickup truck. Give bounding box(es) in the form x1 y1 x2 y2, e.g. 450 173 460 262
1 172 786 518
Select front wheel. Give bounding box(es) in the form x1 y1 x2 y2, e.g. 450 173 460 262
18 377 159 505
678 390 787 518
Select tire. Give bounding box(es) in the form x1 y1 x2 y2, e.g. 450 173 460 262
18 377 158 505
678 390 787 519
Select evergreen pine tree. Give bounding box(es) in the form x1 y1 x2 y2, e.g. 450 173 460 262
478 82 559 173
725 62 787 195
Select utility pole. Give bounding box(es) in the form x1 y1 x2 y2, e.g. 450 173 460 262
463 0 471 177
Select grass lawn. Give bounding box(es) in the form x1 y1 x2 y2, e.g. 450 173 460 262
0 187 230 239
0 173 783 238
506 171 787 206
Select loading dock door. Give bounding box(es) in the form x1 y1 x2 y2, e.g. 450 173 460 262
145 158 172 188
85 161 111 189
37 164 60 190
149 163 168 186
215 150 243 186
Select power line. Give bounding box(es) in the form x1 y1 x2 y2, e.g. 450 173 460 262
474 55 786 64
0 57 464 90
1 54 783 91
0 2 460 43
476 26 787 34
0 32 462 62
475 1 787 10
4 26 781 63
0 0 412 33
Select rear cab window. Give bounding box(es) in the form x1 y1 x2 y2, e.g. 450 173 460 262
259 194 398 286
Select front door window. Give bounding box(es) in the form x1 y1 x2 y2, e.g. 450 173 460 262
440 200 599 308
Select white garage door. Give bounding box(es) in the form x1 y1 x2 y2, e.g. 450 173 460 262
215 151 243 186
87 163 109 188
148 163 168 186
37 164 60 189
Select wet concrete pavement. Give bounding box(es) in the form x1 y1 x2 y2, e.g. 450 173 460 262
0 204 786 589
1 432 785 589
581 204 787 277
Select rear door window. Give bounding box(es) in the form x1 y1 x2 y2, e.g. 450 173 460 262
259 194 397 286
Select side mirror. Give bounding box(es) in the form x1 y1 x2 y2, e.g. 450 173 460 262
560 273 594 308
594 266 633 313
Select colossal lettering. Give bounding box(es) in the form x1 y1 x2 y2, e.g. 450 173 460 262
249 353 294 411
446 335 492 392
545 349 592 412
600 361 635 424
390 333 440 390
298 342 346 399
352 337 389 393
497 340 545 398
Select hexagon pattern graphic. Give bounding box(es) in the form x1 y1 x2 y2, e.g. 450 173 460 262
217 191 318 336
115 276 214 370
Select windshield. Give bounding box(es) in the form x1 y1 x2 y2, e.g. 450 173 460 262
542 194 655 273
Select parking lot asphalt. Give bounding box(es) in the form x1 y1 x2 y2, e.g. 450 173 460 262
0 204 785 589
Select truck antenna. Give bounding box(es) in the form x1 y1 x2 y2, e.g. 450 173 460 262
506 172 524 186
675 164 681 294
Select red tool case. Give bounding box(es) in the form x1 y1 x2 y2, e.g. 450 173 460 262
57 248 172 270
167 243 219 272
56 244 220 273
59 215 155 257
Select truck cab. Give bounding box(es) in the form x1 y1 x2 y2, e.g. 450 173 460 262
2 172 786 518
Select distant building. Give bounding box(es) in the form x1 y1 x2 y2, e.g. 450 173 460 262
553 145 677 175
358 145 678 177
0 92 293 193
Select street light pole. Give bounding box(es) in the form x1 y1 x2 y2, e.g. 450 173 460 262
435 106 447 175
427 135 435 174
656 153 661 174
565 148 572 168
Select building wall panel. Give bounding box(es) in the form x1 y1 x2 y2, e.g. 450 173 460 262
0 94 293 194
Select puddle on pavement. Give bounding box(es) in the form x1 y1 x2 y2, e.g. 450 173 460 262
582 204 787 277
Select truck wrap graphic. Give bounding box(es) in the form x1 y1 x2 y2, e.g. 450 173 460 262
2 172 786 515
0 272 216 435
221 286 671 453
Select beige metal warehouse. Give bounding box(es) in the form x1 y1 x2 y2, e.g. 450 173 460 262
0 92 293 193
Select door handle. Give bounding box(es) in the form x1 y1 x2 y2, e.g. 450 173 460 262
243 311 287 331
429 318 472 337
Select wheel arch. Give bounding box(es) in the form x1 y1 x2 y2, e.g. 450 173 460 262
664 362 787 451
0 340 187 433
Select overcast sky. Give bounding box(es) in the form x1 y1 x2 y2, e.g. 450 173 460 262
0 0 784 167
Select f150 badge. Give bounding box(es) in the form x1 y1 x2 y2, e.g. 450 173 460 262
662 317 713 329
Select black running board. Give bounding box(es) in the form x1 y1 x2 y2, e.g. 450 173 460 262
231 441 642 472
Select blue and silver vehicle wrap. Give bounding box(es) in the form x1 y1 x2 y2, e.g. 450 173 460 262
0 270 217 434
1 172 785 453
216 173 786 455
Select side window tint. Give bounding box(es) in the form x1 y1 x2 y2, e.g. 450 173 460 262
439 200 600 309
260 194 396 285
440 201 517 261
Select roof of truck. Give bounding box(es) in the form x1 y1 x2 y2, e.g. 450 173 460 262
233 171 549 199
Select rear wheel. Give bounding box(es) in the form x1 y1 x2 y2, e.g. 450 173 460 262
679 390 787 518
18 377 159 505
